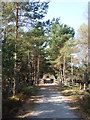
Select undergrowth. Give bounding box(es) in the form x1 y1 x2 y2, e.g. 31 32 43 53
2 84 39 118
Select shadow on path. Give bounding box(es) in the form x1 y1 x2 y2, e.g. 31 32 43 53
28 84 79 119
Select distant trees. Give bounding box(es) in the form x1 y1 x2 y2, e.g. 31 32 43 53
45 18 76 85
76 23 89 89
77 23 88 65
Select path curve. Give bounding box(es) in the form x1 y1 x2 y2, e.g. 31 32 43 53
29 84 79 119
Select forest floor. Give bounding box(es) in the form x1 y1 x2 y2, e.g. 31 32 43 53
2 85 39 118
16 83 79 119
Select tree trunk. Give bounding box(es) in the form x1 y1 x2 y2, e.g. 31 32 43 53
60 64 63 85
31 55 34 85
34 58 37 85
10 71 13 94
27 49 31 84
71 55 74 86
63 56 66 85
37 56 40 85
13 2 18 96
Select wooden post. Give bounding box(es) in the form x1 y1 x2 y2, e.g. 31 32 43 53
80 83 82 90
84 83 86 90
89 84 90 91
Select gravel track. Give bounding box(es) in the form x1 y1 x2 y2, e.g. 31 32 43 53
29 84 79 119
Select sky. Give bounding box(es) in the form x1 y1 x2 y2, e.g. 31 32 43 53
43 0 89 37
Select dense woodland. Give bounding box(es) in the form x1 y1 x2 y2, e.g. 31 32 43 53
1 1 90 118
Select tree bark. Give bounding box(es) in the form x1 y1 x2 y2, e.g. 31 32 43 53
27 49 31 84
60 64 63 85
13 2 18 96
71 55 74 86
34 58 37 85
31 55 34 85
37 56 40 85
63 56 66 85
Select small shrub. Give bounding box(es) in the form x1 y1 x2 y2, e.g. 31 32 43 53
2 96 21 117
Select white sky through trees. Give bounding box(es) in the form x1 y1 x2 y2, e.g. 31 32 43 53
43 0 88 37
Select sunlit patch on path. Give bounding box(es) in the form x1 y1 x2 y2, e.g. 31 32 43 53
29 84 79 118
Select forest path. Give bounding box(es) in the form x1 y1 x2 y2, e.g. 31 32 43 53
28 83 79 119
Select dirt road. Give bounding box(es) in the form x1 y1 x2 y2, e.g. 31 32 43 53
29 84 79 119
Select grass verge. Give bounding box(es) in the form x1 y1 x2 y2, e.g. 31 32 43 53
58 85 90 120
